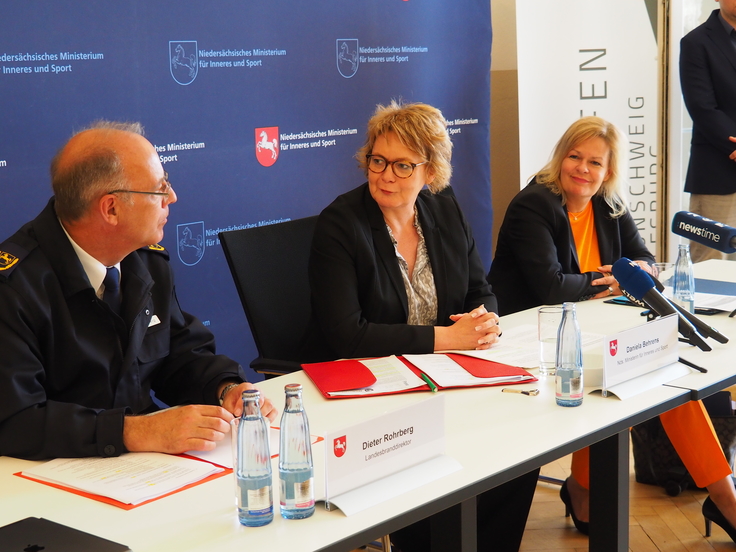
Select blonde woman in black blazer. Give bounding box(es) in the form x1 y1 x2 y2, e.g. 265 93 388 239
310 101 499 359
309 101 538 552
489 116 736 542
488 178 653 316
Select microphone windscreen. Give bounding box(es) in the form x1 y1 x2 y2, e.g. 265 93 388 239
671 211 736 253
620 288 647 308
611 258 655 301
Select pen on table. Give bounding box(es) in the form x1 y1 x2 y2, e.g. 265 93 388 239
502 388 540 397
420 373 438 393
678 357 708 373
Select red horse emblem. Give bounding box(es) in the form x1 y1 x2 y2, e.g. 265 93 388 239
334 436 347 458
609 339 618 356
255 126 279 167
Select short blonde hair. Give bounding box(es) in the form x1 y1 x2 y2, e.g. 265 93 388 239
356 100 452 193
536 116 628 217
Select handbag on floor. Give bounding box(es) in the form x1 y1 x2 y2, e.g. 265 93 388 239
631 391 736 496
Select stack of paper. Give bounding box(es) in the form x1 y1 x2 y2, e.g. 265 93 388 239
21 453 224 505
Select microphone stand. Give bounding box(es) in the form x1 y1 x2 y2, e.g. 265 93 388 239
620 288 712 352
649 275 729 344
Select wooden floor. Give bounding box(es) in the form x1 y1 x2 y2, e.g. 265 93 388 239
352 443 736 552
521 451 736 552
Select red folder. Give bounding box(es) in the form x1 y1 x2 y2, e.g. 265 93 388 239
15 467 230 511
300 358 378 394
302 354 536 399
442 353 530 378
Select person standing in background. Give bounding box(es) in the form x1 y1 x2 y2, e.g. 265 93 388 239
680 1 736 262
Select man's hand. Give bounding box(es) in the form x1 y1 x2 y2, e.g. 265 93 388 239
219 381 278 421
123 405 234 454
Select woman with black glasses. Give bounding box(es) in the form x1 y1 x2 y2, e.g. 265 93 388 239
309 100 501 359
308 100 538 552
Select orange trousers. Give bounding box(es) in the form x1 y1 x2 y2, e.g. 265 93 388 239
571 400 731 489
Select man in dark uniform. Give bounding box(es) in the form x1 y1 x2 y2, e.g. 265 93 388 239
0 121 276 460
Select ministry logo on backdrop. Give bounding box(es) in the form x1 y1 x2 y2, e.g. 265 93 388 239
336 39 359 78
169 41 198 85
255 127 279 167
177 222 205 266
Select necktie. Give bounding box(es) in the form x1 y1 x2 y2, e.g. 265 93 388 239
103 266 121 315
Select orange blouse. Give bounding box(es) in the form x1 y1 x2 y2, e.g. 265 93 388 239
567 201 601 273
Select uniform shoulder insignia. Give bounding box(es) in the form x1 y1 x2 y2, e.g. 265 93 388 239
0 242 31 278
140 243 169 259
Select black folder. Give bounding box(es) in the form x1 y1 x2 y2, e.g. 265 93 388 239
0 517 129 552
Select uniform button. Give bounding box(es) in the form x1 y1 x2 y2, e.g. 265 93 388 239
104 445 116 456
145 309 151 316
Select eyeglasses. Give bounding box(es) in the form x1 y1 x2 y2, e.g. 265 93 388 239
107 172 173 197
366 155 427 179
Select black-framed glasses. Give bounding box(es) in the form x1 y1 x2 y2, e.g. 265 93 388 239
107 172 173 197
366 155 427 179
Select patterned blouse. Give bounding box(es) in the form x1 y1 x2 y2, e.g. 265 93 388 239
385 208 438 326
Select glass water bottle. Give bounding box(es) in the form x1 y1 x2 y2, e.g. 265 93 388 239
673 244 695 314
235 389 274 526
555 302 584 407
278 383 315 519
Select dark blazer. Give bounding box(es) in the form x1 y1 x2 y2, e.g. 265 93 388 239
680 9 736 195
488 181 654 316
0 199 245 460
308 183 496 360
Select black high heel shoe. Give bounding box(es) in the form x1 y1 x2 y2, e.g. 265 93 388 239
559 479 589 535
703 496 736 541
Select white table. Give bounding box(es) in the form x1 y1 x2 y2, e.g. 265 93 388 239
8 284 736 551
0 378 689 552
665 260 736 399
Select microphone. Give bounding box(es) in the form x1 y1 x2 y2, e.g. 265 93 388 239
612 258 711 351
671 211 736 253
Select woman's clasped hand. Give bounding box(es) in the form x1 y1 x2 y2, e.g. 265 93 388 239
441 305 501 350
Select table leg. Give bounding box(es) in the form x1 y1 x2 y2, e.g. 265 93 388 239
429 497 477 552
589 429 629 552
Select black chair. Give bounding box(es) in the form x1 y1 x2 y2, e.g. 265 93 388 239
219 216 318 377
221 217 394 551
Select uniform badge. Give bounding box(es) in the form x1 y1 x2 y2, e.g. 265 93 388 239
141 243 169 260
0 251 18 271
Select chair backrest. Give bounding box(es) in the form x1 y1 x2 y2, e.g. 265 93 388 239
219 216 318 368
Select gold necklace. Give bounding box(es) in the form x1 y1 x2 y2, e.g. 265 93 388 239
568 210 584 222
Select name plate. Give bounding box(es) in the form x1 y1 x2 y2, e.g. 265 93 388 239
602 313 678 392
324 394 446 510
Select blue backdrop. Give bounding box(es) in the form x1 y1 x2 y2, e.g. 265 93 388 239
0 1 493 380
